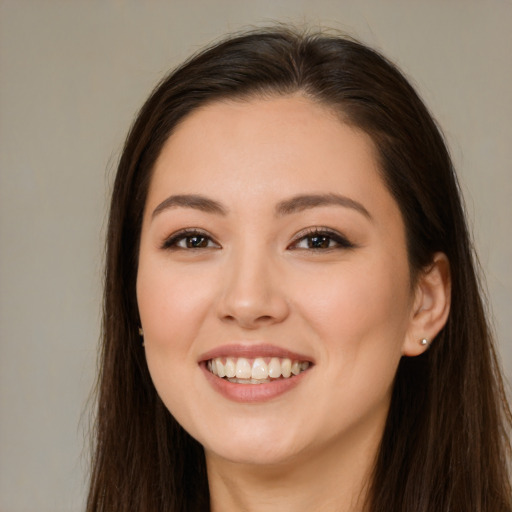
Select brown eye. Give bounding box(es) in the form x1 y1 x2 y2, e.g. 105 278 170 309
289 228 355 251
185 235 209 248
307 235 332 249
162 229 220 250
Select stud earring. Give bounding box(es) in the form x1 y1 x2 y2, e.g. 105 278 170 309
138 327 144 347
420 338 429 346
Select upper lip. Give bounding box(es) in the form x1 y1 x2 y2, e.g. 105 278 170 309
198 343 314 363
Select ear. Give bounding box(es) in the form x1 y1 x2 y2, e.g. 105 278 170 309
402 252 451 357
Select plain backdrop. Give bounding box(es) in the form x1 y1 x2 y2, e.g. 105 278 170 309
0 1 511 510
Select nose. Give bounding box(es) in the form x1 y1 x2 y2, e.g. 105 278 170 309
216 248 290 330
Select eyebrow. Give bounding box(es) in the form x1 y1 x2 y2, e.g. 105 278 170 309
275 193 372 220
152 194 228 219
151 192 372 221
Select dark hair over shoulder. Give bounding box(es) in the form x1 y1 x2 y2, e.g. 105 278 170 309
87 27 512 512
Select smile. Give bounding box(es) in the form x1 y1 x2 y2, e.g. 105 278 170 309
207 357 310 384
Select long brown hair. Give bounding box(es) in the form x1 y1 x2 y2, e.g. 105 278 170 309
87 27 512 511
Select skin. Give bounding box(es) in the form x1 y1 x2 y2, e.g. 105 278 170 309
136 95 450 512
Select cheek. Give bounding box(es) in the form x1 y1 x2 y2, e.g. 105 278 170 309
291 258 411 427
295 256 412 359
136 260 217 422
136 259 214 345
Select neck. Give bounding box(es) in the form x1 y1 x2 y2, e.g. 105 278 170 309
206 421 382 512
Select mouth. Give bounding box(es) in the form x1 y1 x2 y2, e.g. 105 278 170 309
206 356 311 384
198 342 315 403
199 344 314 401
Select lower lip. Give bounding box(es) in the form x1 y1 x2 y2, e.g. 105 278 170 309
200 363 310 403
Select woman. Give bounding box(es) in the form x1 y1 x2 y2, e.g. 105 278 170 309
87 27 512 511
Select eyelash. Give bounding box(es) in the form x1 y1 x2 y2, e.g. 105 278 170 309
161 228 220 250
162 227 355 252
288 227 355 251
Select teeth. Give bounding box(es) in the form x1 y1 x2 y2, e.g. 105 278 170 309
268 357 281 378
236 358 252 379
251 358 268 379
217 360 226 378
224 357 236 378
300 361 310 371
227 377 271 384
281 358 292 378
207 356 310 382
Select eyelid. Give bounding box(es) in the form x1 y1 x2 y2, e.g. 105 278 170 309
161 228 221 250
287 226 355 250
160 226 354 251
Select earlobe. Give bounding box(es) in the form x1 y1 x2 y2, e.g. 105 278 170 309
402 252 451 357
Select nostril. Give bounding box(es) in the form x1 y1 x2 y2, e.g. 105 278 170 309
221 313 276 329
217 288 290 328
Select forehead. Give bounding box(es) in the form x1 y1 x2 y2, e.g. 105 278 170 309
146 95 395 220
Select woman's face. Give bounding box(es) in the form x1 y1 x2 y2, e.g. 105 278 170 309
137 96 418 466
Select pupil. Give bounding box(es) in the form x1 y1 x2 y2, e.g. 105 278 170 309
309 235 329 248
187 236 207 248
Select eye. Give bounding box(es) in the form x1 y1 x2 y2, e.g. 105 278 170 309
289 228 355 251
162 229 220 250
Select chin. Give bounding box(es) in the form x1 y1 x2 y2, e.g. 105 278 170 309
195 418 307 466
206 440 302 467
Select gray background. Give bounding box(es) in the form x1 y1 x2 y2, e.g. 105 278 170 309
0 1 510 510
